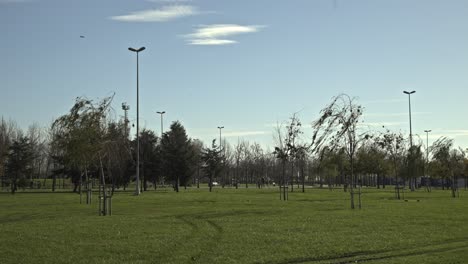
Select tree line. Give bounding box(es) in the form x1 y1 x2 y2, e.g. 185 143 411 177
1 94 467 207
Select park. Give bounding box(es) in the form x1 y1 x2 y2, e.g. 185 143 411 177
2 1 468 263
1 185 468 264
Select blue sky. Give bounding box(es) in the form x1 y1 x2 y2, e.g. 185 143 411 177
2 0 468 149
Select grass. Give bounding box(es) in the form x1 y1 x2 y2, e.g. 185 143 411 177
1 186 468 263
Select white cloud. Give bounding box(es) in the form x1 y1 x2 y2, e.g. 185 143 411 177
184 24 264 45
110 5 198 22
223 131 267 138
188 39 236 45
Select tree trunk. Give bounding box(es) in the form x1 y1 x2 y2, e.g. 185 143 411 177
79 169 83 204
451 172 457 198
209 172 213 192
175 176 179 192
290 160 294 192
301 163 305 193
350 155 355 209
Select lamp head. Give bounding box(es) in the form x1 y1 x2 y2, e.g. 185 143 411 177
128 47 146 52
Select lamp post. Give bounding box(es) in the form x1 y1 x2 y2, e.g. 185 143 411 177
424 130 431 162
129 46 145 195
403 90 416 191
156 111 165 138
424 129 431 182
217 126 224 187
217 126 224 150
403 90 416 147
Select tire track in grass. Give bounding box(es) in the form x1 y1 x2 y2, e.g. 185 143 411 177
337 238 468 264
271 237 468 264
171 213 224 263
189 219 224 263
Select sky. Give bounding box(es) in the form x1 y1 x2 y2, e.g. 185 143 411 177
1 0 468 150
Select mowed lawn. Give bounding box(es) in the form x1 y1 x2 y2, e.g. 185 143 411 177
1 187 468 264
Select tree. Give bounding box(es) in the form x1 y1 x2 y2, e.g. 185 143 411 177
135 129 160 192
190 139 204 188
51 96 113 203
375 130 406 199
356 141 388 189
5 136 34 194
161 121 193 192
105 121 134 193
430 137 465 198
312 94 370 209
1 118 20 189
405 143 425 191
201 140 223 192
233 139 247 189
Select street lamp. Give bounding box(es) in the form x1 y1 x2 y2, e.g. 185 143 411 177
129 46 145 195
403 90 416 147
424 130 431 160
156 111 165 138
217 126 224 150
424 129 432 171
424 129 432 191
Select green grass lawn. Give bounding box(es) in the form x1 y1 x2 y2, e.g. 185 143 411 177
1 186 468 264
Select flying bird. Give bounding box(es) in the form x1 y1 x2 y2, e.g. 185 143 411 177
80 35 85 38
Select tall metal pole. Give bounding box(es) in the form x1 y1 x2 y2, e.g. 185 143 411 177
217 126 224 150
403 90 416 147
129 47 145 196
424 129 431 190
424 129 431 172
424 130 431 161
217 126 224 186
403 90 416 191
157 111 166 138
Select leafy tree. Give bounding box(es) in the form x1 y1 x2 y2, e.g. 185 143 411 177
51 96 113 202
356 141 388 189
161 121 193 192
5 136 34 194
375 130 406 199
430 137 465 197
405 144 425 191
137 129 160 191
201 139 223 192
105 121 134 193
312 94 370 209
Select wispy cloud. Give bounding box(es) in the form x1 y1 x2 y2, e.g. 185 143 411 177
223 131 267 138
364 112 431 118
361 122 403 128
110 5 198 22
189 39 236 45
363 98 406 104
184 24 264 45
